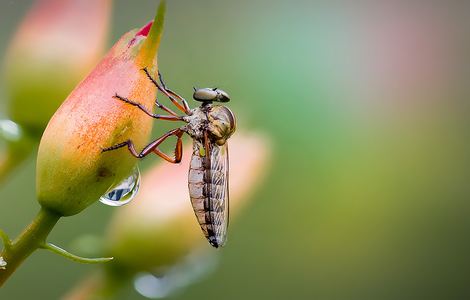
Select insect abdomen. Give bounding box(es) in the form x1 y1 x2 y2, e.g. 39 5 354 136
188 142 227 248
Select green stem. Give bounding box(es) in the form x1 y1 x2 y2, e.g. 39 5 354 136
0 208 60 286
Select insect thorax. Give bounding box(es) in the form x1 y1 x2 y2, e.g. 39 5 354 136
182 107 207 141
183 104 236 146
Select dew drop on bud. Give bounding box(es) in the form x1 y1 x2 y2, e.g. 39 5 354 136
100 166 141 207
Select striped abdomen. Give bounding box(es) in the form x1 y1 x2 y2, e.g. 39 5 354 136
188 140 229 248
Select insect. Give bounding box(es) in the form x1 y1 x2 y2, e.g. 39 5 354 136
103 68 236 248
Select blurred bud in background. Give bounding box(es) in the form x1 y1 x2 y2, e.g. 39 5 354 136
4 0 112 135
36 2 166 217
0 119 33 183
0 0 112 182
64 132 272 299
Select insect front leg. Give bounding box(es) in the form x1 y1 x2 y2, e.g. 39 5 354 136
143 68 191 115
102 128 184 164
141 67 181 117
158 71 192 114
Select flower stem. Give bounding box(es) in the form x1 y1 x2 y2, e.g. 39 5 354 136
0 208 60 286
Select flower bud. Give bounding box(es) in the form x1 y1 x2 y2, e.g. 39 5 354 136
36 3 166 217
3 0 112 137
105 132 271 272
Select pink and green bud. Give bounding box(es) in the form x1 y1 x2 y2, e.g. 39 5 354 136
36 2 166 217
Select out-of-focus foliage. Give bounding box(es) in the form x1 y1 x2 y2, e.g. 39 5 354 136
1 0 470 299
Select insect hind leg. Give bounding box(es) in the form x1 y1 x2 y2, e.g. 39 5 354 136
102 128 184 163
101 140 143 158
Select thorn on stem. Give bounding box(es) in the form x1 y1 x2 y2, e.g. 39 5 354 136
40 242 113 264
0 229 12 253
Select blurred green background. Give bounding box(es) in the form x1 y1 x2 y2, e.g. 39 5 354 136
1 0 470 299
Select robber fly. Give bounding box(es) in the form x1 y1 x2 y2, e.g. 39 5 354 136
103 68 236 248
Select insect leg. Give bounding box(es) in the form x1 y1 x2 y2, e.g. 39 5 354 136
141 68 180 117
158 71 192 114
142 68 190 115
113 94 183 121
152 129 183 163
102 128 184 163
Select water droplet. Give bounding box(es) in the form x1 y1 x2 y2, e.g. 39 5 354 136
134 249 219 299
100 166 140 207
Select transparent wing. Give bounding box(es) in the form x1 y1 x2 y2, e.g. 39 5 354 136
203 132 229 247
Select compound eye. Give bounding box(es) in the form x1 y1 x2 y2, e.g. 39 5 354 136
193 88 218 102
216 89 230 102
